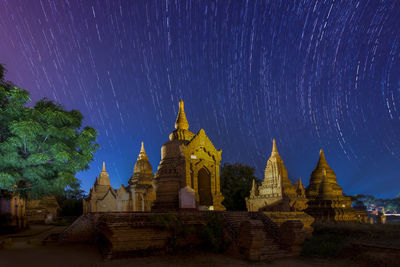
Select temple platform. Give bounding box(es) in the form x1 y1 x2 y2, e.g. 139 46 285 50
58 211 307 261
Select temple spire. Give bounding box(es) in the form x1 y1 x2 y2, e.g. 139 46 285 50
137 141 149 160
270 138 280 157
298 177 303 189
102 161 106 172
315 149 331 170
175 99 189 130
320 149 326 160
272 139 278 152
98 161 111 185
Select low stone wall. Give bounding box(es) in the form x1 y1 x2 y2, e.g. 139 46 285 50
262 211 314 236
26 196 60 224
59 211 310 260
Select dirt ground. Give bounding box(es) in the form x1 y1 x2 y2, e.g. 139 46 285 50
0 226 358 267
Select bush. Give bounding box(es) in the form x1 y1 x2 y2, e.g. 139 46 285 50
301 222 400 258
301 232 346 257
201 214 231 253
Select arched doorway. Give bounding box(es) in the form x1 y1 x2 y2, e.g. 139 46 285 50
198 168 212 206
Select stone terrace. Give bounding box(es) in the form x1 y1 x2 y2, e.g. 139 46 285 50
59 211 306 261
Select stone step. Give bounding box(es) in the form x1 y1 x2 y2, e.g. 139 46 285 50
259 249 292 261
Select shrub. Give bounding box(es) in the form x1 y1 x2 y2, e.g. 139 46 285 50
201 214 231 253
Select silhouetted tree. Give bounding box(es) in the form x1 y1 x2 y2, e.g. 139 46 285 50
220 163 261 211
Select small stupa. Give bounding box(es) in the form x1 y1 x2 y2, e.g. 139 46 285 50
305 150 367 222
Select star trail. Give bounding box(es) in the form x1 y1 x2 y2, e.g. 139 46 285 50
0 0 399 198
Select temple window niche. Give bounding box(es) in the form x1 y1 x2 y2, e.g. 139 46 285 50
197 167 212 206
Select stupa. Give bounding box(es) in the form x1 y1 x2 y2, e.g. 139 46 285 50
152 100 225 211
305 150 367 222
117 142 155 211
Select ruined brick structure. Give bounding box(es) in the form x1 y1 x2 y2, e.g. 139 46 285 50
83 142 155 213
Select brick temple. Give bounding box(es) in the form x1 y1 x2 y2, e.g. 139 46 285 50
60 100 311 261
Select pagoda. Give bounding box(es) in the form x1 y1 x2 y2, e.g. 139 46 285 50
117 142 155 211
246 139 308 212
305 150 367 222
152 100 225 211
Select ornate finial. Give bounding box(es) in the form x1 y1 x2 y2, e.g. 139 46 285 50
175 99 189 130
140 141 145 153
98 162 111 185
272 139 278 153
102 161 106 172
137 141 149 161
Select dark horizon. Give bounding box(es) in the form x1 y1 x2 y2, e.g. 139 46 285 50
1 1 400 199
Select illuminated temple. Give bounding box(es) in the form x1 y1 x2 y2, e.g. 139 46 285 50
246 143 367 223
152 100 225 211
83 100 225 212
83 100 365 223
246 139 308 212
83 143 155 213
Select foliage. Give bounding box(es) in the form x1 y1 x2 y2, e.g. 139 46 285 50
0 64 99 197
55 179 85 217
201 214 231 253
301 225 347 258
220 163 261 211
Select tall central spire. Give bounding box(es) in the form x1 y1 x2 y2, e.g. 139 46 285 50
175 99 189 130
137 141 149 161
98 161 111 185
271 139 280 156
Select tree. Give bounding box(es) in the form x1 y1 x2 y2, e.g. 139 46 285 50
0 64 99 197
220 163 261 211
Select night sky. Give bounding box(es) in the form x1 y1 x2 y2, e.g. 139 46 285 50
1 0 400 198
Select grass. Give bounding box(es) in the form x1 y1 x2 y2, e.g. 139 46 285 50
301 222 400 258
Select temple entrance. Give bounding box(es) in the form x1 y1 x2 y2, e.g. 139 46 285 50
198 168 212 206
